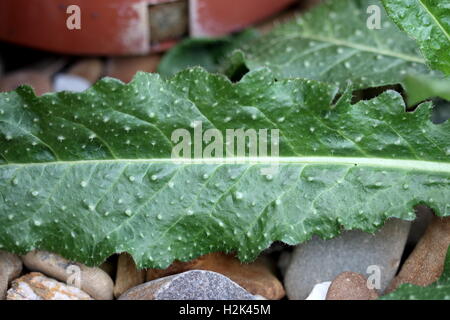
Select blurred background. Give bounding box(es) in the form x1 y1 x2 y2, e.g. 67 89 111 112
1 0 448 122
0 0 320 94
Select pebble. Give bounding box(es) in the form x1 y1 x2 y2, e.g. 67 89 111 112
326 272 379 300
114 253 146 298
388 216 450 291
105 54 161 83
67 59 104 84
305 282 331 300
0 70 52 95
22 251 114 300
119 270 258 300
0 251 22 300
284 219 411 299
7 273 92 300
147 252 285 299
53 74 91 92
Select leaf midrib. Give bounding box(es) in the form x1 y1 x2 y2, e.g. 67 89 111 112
278 32 426 64
417 0 450 43
2 157 449 173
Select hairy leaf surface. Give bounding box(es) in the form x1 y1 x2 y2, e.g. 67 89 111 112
383 0 450 76
223 0 435 89
0 68 449 268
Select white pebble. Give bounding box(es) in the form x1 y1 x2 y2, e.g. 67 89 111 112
305 281 332 300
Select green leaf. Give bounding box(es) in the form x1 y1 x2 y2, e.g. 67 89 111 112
0 68 449 269
382 0 450 76
382 246 450 300
223 0 436 89
404 74 450 106
158 30 259 78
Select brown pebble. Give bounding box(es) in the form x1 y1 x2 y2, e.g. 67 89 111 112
114 253 146 298
68 59 104 84
388 216 450 291
22 250 114 300
0 70 52 95
105 54 161 83
0 251 23 300
326 272 379 300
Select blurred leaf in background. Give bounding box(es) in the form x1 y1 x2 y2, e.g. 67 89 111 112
158 29 259 78
404 74 450 106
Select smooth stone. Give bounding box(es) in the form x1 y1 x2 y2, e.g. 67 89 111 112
0 70 52 95
0 251 23 300
119 270 258 300
326 272 379 300
67 59 103 84
7 272 92 300
388 216 450 291
146 252 285 299
284 219 411 300
114 253 146 298
53 74 91 92
22 250 113 300
305 282 331 300
105 54 161 83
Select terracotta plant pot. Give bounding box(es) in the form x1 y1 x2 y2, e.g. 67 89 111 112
0 0 296 55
